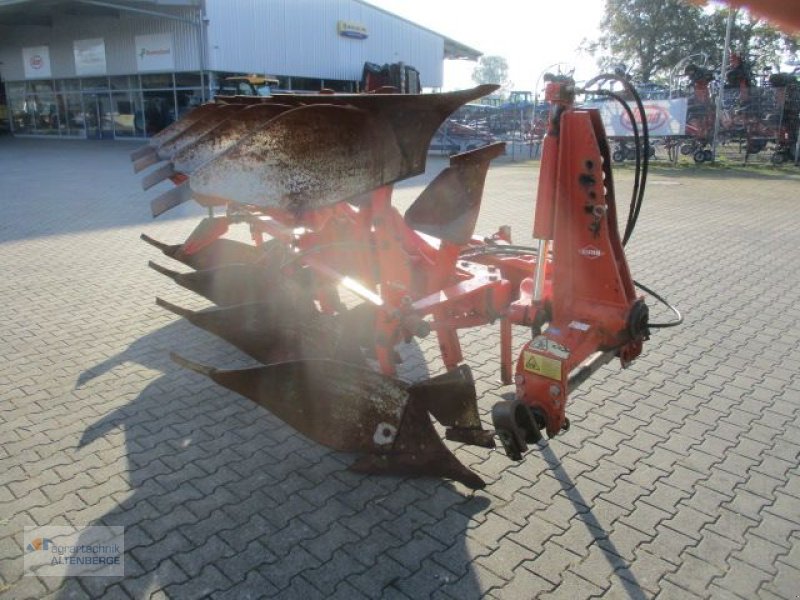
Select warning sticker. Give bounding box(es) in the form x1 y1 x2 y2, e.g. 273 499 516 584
523 351 562 381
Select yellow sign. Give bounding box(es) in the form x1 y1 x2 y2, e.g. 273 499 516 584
337 20 368 39
523 351 562 381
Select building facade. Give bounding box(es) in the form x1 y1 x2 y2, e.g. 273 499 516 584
0 0 479 139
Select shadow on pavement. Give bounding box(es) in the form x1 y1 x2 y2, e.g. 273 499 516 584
57 319 489 598
539 443 648 600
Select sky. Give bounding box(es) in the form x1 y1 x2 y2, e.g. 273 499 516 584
365 0 607 92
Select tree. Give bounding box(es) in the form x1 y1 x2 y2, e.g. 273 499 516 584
583 0 800 83
472 55 510 90
583 0 707 82
696 9 799 75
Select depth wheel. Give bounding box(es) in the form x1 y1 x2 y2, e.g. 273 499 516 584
492 400 542 461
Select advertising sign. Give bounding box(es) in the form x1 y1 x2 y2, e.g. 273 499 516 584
593 98 688 137
73 38 107 76
135 33 174 72
337 20 368 39
22 46 52 79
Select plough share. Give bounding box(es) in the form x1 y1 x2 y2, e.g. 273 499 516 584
133 75 665 489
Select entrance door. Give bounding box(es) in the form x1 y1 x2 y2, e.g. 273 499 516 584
84 93 114 139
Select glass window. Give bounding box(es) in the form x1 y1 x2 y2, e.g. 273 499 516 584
26 90 60 135
289 77 321 92
176 89 203 120
143 90 176 136
81 77 110 91
110 76 134 91
174 72 201 88
141 74 173 89
57 79 80 92
111 91 144 137
29 81 54 94
7 84 31 134
60 93 85 137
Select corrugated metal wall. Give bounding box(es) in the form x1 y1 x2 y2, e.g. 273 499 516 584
205 0 444 88
0 6 202 81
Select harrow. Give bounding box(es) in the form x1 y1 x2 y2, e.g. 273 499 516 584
133 75 666 489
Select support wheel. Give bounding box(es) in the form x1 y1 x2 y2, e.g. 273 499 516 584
693 149 706 163
492 400 542 461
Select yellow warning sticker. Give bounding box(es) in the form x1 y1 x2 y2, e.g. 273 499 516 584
523 350 562 381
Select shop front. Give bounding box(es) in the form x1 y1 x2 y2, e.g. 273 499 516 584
5 72 204 140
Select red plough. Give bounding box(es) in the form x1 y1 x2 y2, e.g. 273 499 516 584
134 76 668 489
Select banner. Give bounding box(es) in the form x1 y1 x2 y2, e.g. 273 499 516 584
135 33 174 72
592 98 688 137
73 38 107 76
22 46 52 79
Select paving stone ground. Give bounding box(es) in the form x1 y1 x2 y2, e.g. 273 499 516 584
1 136 799 599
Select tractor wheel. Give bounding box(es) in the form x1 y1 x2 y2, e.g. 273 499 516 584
648 145 656 158
612 149 625 162
693 149 706 163
703 149 713 162
771 152 786 165
624 146 636 160
680 143 694 156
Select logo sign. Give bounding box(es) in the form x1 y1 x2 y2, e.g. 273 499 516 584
590 98 688 137
22 46 52 79
578 245 603 259
135 33 174 71
24 526 124 577
73 38 107 76
620 105 670 132
337 20 368 39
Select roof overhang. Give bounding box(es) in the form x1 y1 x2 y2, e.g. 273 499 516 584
0 0 197 27
443 37 482 61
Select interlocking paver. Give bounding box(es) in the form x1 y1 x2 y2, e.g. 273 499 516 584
2 138 800 598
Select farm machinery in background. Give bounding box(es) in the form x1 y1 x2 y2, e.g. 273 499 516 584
677 54 799 164
131 73 673 489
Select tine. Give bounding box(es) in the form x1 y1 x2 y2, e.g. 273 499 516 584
150 103 223 146
170 352 215 376
156 104 244 159
130 144 155 161
148 261 181 280
140 233 174 253
151 181 192 218
155 297 194 319
141 162 177 190
133 150 159 173
164 301 287 364
171 103 294 174
158 263 269 306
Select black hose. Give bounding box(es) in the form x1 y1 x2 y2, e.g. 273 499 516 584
583 88 641 242
583 74 650 246
634 279 683 328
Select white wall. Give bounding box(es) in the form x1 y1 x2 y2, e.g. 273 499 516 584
204 0 444 87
